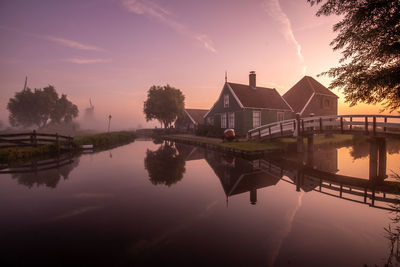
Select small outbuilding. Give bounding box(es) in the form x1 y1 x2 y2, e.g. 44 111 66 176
175 108 208 133
283 76 338 117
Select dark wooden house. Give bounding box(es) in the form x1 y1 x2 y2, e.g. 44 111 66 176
175 108 208 133
283 76 338 117
204 72 293 135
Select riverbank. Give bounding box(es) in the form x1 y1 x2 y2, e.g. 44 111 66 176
0 131 137 163
163 134 358 158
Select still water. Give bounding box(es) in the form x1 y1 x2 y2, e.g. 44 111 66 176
1 139 400 266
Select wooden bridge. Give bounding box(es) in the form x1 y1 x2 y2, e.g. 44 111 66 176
248 114 400 140
0 131 74 151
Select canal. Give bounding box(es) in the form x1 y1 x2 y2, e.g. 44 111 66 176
0 139 399 266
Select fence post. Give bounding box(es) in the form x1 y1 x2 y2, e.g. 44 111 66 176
365 116 369 134
33 130 37 147
384 117 387 133
296 113 303 153
373 116 376 136
280 123 283 135
258 129 261 139
268 126 271 138
55 133 60 153
340 116 344 133
350 116 353 131
319 117 323 133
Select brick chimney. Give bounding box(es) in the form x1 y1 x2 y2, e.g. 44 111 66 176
249 71 256 89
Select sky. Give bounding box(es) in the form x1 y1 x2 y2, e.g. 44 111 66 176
0 0 391 130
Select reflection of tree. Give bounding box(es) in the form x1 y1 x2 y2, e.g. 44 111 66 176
144 143 185 186
11 157 79 188
350 139 400 160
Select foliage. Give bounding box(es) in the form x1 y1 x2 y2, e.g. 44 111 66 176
7 85 78 128
143 85 185 128
144 143 185 186
195 124 225 138
308 0 400 111
73 131 136 150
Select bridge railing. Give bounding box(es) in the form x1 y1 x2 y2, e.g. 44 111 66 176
248 115 400 139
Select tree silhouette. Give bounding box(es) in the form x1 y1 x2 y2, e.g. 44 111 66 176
308 0 400 111
143 85 185 128
144 143 186 186
7 85 78 128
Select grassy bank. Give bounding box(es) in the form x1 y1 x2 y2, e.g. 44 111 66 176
0 131 136 163
165 134 357 152
73 131 137 150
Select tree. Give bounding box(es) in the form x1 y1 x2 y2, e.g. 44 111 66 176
7 85 78 128
144 143 186 187
143 85 185 128
308 0 400 111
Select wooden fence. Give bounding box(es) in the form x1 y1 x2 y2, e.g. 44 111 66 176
0 130 74 151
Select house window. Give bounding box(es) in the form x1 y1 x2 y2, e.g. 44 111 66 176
323 98 330 108
228 112 235 128
221 113 227 128
207 116 214 125
224 94 229 108
277 112 285 121
253 111 261 128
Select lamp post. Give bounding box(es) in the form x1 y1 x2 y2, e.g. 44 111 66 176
108 115 112 133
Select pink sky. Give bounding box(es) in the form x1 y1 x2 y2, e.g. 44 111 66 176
0 0 391 130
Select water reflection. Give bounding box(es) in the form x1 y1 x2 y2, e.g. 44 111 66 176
0 155 79 188
144 142 186 186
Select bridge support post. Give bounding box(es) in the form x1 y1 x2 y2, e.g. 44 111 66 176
378 138 387 181
369 140 378 183
250 188 257 205
296 113 303 153
369 137 386 185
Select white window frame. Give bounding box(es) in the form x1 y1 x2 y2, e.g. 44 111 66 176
228 112 235 128
277 111 285 121
224 94 229 108
221 113 227 128
253 110 261 128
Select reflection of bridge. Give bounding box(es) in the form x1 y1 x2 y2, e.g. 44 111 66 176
248 114 400 140
191 141 400 211
253 157 399 211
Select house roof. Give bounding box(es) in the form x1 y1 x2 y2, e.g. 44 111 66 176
282 76 338 113
227 82 292 111
185 109 208 124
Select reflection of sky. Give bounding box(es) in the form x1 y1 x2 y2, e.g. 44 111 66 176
0 141 396 266
0 0 389 130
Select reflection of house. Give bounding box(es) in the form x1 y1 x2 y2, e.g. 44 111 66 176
204 72 293 135
205 151 280 205
283 76 338 117
175 143 205 161
175 109 208 133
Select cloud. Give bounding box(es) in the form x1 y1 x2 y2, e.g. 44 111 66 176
121 0 216 53
264 0 307 75
0 25 105 52
64 58 111 64
40 35 105 51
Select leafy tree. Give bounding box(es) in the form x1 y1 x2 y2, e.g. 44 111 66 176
144 143 186 187
7 85 78 128
308 0 400 111
143 85 185 128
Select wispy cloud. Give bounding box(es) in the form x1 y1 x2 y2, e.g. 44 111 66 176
264 0 307 75
0 25 105 52
121 0 216 53
64 58 111 64
40 35 105 51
